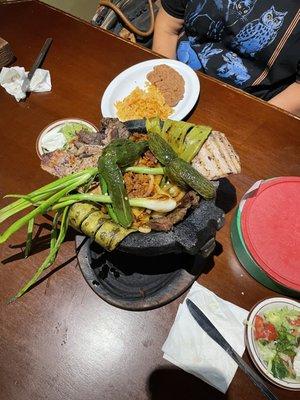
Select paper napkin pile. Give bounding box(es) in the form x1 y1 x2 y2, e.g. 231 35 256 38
162 282 248 393
0 66 51 101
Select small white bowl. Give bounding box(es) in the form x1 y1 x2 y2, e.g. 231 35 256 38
245 297 300 391
36 118 98 158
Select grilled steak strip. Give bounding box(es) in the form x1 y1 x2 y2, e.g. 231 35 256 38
149 191 200 232
98 118 130 146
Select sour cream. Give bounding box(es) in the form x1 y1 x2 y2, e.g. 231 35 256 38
36 118 97 158
41 125 67 152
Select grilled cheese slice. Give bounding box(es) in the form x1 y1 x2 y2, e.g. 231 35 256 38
192 131 241 180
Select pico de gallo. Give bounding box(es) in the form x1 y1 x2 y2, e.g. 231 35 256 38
254 307 300 381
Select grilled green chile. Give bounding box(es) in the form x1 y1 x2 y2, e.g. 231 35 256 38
148 132 216 199
102 139 148 167
148 132 177 164
166 159 216 199
98 139 148 228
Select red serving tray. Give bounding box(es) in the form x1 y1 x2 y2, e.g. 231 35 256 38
241 177 300 292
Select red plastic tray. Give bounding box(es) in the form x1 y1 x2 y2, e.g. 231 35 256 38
241 177 300 292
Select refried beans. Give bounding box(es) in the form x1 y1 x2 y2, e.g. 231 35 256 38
146 64 185 107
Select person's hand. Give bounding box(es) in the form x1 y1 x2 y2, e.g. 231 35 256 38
268 82 300 117
152 7 184 59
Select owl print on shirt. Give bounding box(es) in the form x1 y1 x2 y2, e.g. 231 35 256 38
177 2 289 87
217 51 251 84
177 37 202 70
226 0 258 25
177 39 223 70
186 0 258 40
232 6 288 57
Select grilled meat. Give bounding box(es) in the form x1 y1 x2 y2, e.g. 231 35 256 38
76 130 103 145
135 150 158 167
149 191 200 232
192 131 241 180
98 117 130 146
130 133 149 142
41 118 130 177
41 141 102 177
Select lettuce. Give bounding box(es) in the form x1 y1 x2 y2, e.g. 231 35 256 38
256 307 300 380
264 307 299 331
61 122 92 142
271 355 289 379
276 326 297 357
257 340 276 371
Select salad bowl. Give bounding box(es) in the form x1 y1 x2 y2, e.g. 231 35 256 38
245 297 300 391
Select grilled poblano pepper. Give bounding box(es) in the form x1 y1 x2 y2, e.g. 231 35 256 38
148 132 216 199
98 139 148 228
101 139 148 167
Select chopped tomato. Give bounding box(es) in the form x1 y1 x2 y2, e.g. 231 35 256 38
254 315 265 340
263 323 278 341
254 315 278 341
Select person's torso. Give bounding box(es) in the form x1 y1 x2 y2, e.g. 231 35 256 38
177 0 300 99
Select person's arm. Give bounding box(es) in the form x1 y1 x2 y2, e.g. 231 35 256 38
268 82 300 116
152 7 184 59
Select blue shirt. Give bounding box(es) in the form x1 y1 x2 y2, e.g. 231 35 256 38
162 0 300 100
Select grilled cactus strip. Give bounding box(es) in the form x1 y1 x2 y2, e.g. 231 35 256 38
145 117 162 135
180 125 211 162
148 132 216 199
161 119 172 136
164 120 194 156
98 139 148 228
146 118 212 163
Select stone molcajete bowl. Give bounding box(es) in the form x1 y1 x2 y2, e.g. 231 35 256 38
76 119 234 310
118 119 225 258
118 199 224 257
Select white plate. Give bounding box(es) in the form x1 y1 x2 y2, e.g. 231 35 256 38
245 297 300 391
101 59 200 121
36 118 98 158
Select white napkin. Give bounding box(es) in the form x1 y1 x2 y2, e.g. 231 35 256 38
0 66 51 101
162 282 248 393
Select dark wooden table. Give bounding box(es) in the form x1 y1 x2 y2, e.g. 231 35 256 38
0 2 299 400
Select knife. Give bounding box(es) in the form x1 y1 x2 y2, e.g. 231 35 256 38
21 37 53 93
186 299 278 400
